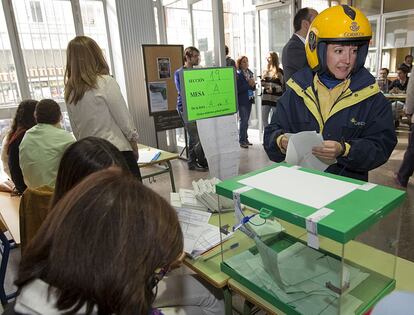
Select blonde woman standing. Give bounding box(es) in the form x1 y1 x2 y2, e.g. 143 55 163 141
64 36 141 180
261 52 284 129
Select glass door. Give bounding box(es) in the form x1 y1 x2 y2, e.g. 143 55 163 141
256 2 293 135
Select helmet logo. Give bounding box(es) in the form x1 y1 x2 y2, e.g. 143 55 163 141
350 22 360 32
308 31 317 51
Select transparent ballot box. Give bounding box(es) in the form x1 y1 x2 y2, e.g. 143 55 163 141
215 164 405 315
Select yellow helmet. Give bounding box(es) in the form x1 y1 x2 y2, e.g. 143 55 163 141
305 5 372 73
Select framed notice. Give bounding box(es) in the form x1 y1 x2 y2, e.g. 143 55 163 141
180 67 238 122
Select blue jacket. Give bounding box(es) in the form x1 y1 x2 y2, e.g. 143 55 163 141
174 66 184 112
263 67 397 181
236 70 255 108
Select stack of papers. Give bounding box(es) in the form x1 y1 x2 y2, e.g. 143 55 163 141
225 241 369 315
138 148 161 163
170 189 209 211
174 207 233 257
192 178 233 212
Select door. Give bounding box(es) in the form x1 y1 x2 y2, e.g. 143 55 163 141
256 2 294 135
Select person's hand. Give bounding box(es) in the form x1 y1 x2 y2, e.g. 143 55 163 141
312 140 343 162
248 78 255 87
130 141 139 160
280 135 289 151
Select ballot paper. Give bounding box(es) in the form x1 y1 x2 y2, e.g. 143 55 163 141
285 131 333 171
175 207 211 253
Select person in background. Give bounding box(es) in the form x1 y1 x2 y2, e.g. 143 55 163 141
19 99 75 189
174 46 208 171
4 168 182 315
236 56 256 148
281 7 318 83
394 66 414 188
264 5 396 181
400 54 413 74
64 36 141 180
1 100 37 194
225 45 236 67
261 52 284 129
389 67 409 93
377 68 392 93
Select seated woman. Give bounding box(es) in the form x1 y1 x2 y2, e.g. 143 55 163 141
11 138 224 315
4 168 183 314
1 100 37 194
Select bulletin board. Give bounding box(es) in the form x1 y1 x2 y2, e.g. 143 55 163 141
142 44 184 115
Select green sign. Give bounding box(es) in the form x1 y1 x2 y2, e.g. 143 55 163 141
181 67 237 121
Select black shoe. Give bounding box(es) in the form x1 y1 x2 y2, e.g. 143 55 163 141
188 163 208 172
246 141 253 146
240 143 249 148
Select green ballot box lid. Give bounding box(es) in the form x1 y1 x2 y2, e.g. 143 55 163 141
215 163 405 244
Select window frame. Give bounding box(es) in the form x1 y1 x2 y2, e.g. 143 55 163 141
0 0 114 115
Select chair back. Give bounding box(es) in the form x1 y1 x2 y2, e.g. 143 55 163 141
19 186 54 253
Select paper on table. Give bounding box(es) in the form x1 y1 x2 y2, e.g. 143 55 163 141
239 166 360 209
175 207 211 253
286 131 332 171
138 148 161 163
191 223 233 257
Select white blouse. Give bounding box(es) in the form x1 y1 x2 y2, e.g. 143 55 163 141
66 75 139 152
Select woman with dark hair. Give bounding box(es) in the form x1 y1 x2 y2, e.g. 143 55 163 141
64 36 141 180
236 56 256 148
5 168 183 314
51 136 129 207
1 100 37 194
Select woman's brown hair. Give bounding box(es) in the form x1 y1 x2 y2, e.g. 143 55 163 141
236 56 248 70
5 99 37 153
64 36 110 105
264 51 281 79
16 168 183 314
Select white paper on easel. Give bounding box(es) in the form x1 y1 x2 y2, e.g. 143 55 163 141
239 166 359 209
285 131 332 171
197 114 240 180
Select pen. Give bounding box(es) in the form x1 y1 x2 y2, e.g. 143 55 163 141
203 242 239 261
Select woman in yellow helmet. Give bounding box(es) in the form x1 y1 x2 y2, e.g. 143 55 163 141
264 5 397 181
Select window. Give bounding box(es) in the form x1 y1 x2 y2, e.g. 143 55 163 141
80 0 112 69
12 0 76 101
30 1 44 23
0 1 20 107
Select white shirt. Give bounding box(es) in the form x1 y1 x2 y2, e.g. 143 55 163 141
294 33 306 44
66 75 139 152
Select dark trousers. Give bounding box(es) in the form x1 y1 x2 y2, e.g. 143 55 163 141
238 103 252 144
179 111 200 166
397 126 414 186
122 151 142 181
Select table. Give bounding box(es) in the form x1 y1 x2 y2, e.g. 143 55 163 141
183 211 255 315
0 192 20 244
138 144 179 192
384 93 407 127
